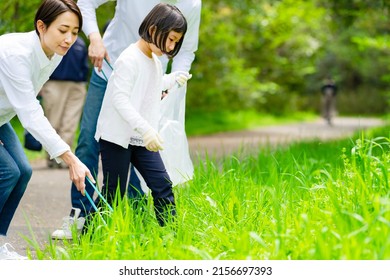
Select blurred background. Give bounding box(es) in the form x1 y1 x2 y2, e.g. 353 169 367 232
2 0 389 135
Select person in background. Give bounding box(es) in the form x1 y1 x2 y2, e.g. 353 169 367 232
321 77 338 125
41 36 89 168
51 0 201 240
0 0 93 260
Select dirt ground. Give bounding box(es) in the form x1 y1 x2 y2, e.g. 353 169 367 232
7 116 387 257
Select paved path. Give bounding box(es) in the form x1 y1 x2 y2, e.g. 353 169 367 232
7 116 387 257
189 116 386 158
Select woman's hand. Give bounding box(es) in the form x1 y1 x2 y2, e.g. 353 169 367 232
60 151 95 195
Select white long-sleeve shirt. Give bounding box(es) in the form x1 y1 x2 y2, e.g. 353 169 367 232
82 0 199 184
0 31 70 159
95 44 163 148
77 0 201 78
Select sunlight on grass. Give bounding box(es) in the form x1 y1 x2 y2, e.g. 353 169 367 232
29 125 390 260
185 110 317 136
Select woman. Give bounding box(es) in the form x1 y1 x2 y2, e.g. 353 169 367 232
0 0 94 260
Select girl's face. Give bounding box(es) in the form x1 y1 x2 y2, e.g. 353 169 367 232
37 11 79 59
152 30 183 56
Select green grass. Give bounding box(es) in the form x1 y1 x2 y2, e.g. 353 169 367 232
26 125 390 260
185 110 317 136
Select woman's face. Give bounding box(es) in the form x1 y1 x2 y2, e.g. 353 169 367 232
37 11 79 58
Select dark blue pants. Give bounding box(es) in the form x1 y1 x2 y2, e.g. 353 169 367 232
98 139 175 225
0 123 32 235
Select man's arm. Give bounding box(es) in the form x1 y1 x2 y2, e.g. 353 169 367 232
77 0 113 70
171 1 201 72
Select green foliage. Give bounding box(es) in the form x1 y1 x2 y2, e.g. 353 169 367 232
189 0 330 114
307 1 390 114
1 0 389 117
188 0 390 115
0 0 115 36
0 0 42 33
188 2 264 112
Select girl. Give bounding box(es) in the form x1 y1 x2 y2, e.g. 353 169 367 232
0 0 94 259
94 3 191 226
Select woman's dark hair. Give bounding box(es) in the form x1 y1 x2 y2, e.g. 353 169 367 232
34 0 83 36
139 3 187 58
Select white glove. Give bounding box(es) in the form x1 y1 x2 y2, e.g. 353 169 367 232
175 71 192 87
142 128 164 152
163 71 192 90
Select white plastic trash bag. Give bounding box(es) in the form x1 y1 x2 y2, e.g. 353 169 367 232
137 85 194 193
159 119 194 185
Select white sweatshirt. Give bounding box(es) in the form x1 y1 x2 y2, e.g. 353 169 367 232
95 44 163 148
0 31 70 159
77 0 201 77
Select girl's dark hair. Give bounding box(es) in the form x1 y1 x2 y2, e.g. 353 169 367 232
139 3 187 58
34 0 83 36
